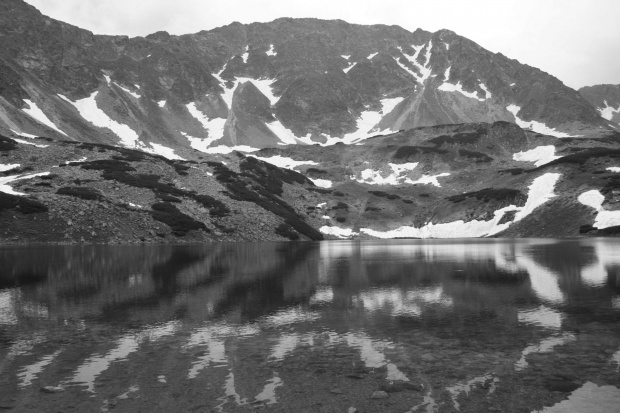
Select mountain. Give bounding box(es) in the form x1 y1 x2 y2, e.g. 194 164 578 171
2 121 620 243
1 0 620 243
580 84 620 127
0 0 612 158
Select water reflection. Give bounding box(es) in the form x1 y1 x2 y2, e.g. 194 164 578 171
0 239 619 412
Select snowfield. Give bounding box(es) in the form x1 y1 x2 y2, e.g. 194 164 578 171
598 100 620 121
319 226 358 239
513 146 560 167
438 81 489 102
309 179 332 188
360 173 561 238
251 155 318 170
22 99 67 136
578 189 620 229
506 105 575 138
351 163 449 187
0 172 50 196
396 42 433 84
186 103 226 145
59 93 140 148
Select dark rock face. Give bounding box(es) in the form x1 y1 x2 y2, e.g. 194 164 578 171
580 84 620 127
0 0 611 153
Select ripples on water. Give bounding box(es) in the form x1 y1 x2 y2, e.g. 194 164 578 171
0 239 619 412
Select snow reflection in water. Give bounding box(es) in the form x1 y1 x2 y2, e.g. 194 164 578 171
0 239 619 412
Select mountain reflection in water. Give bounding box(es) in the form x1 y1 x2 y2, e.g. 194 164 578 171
0 239 619 412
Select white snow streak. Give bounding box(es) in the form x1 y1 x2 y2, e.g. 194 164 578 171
506 105 574 138
0 172 50 196
438 81 485 101
513 146 560 167
343 62 357 74
352 162 449 187
265 120 300 145
266 44 277 56
321 97 404 145
0 164 20 172
113 83 140 99
9 129 38 139
320 226 358 239
59 93 140 148
367 52 378 60
143 143 184 160
341 54 350 60
252 155 318 170
241 45 249 63
396 42 433 84
22 99 67 136
578 189 620 229
13 138 48 148
536 382 620 413
607 167 620 173
186 102 226 145
361 173 560 239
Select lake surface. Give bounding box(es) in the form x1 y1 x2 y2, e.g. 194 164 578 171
1 239 620 412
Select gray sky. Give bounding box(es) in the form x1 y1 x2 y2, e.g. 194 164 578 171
24 0 620 90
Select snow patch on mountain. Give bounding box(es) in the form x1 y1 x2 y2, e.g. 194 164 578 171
251 155 318 170
479 84 492 99
9 129 38 139
607 167 620 173
408 173 451 187
0 172 50 196
320 226 358 239
578 189 620 229
513 146 559 166
361 173 560 238
341 55 350 60
443 66 451 81
114 83 140 99
157 100 166 108
181 131 220 153
59 93 139 147
22 99 67 136
322 97 404 145
351 162 449 187
241 46 249 64
266 44 276 56
13 138 48 148
367 52 378 60
506 105 574 138
266 120 302 144
213 64 279 108
438 82 485 101
397 42 432 84
186 103 226 144
143 143 184 160
0 164 20 172
309 178 332 188
343 62 357 74
598 101 620 121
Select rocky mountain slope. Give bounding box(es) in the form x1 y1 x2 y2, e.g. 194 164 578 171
2 120 620 243
0 0 612 159
1 0 619 243
580 84 620 127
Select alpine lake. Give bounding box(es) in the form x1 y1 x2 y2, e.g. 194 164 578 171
1 239 620 413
